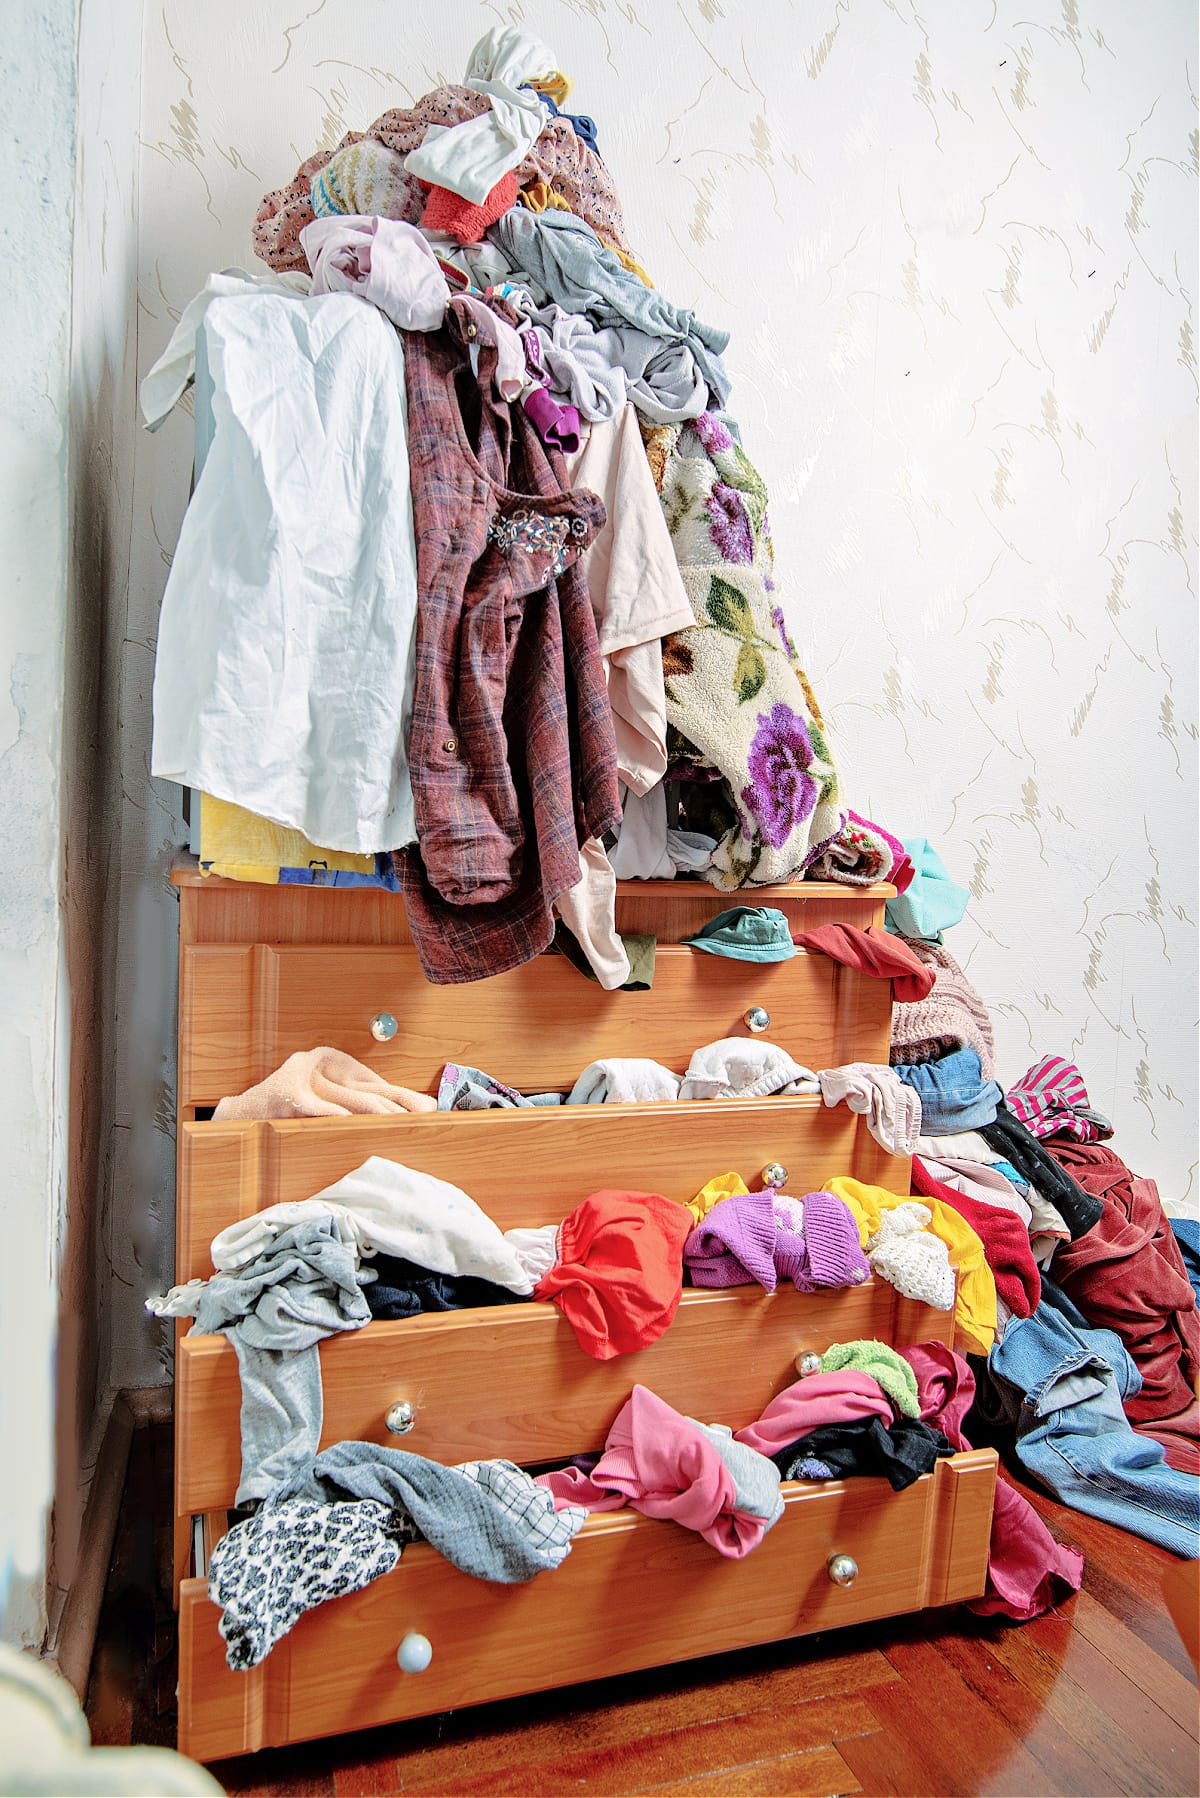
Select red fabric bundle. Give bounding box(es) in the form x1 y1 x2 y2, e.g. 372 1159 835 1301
793 924 935 1003
420 170 518 243
535 1190 690 1360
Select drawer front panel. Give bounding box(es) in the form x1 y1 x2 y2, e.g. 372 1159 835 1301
175 1281 954 1516
178 942 892 1109
177 1097 906 1282
177 1449 997 1761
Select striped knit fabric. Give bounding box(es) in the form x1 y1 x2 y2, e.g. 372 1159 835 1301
1006 1055 1113 1143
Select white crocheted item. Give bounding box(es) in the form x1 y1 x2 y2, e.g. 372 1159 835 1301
866 1203 956 1311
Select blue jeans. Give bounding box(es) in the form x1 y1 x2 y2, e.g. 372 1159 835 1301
977 1277 1199 1558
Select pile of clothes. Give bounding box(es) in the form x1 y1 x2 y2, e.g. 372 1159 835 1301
141 26 911 988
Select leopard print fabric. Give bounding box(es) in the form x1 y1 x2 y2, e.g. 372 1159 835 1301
208 1497 407 1670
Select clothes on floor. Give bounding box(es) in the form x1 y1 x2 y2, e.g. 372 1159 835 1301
139 268 313 429
893 1047 1004 1135
300 215 450 327
817 1063 922 1157
889 939 998 1079
979 1102 1104 1241
533 1190 691 1359
1173 1217 1200 1307
794 926 935 1004
150 291 419 854
974 1277 1200 1559
207 1158 535 1295
213 1048 436 1122
684 1189 868 1294
916 1155 1034 1230
310 137 413 220
902 1341 1084 1621
1006 1055 1114 1144
1042 1140 1200 1461
149 1217 372 1505
392 310 620 983
420 169 520 243
535 1385 782 1558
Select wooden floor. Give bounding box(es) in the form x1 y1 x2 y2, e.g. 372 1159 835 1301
87 1424 1199 1797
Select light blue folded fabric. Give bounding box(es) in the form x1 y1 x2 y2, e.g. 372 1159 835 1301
885 837 969 942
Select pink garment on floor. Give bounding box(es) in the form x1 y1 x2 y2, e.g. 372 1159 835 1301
299 216 449 329
212 1048 437 1121
732 1371 892 1458
535 1386 768 1558
902 1341 1084 1621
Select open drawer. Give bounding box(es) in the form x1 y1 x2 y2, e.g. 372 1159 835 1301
176 1095 908 1282
178 1449 998 1761
175 1277 958 1515
176 941 892 1112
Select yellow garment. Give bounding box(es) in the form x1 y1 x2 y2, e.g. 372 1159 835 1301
530 70 573 107
826 1177 997 1356
597 232 654 288
199 793 376 885
684 1171 750 1228
518 179 573 215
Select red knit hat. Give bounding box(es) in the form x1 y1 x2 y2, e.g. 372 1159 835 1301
534 1190 691 1360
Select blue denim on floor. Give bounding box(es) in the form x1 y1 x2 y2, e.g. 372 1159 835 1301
976 1276 1200 1558
1171 1217 1200 1308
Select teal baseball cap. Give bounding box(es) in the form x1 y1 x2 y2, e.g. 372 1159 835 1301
683 906 797 963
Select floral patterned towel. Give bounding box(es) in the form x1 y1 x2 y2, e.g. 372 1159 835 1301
655 413 844 887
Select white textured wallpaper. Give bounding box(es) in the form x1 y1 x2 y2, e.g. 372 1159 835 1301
121 0 1196 1375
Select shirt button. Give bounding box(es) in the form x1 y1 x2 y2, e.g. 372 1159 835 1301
442 737 457 753
465 322 478 339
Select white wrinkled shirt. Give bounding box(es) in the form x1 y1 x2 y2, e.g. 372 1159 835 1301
151 291 419 852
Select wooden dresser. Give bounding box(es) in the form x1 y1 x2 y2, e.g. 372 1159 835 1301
169 870 997 1761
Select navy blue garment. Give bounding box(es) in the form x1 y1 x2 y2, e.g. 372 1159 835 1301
522 86 601 156
772 1416 952 1491
363 1254 522 1321
973 1276 1199 1558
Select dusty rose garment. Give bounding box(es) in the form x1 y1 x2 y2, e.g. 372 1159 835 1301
902 1341 1083 1621
733 1372 892 1458
535 1386 767 1558
254 86 631 273
212 1048 436 1120
1044 1140 1200 1467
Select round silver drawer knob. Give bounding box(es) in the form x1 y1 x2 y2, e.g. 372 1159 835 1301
743 1006 771 1034
397 1632 432 1673
386 1401 416 1434
370 1011 399 1043
795 1350 822 1378
760 1161 788 1190
828 1553 859 1588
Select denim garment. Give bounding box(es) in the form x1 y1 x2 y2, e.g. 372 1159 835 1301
1172 1218 1200 1308
894 1046 1003 1134
977 1277 1200 1558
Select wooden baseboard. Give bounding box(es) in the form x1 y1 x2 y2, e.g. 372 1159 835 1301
44 1390 142 1699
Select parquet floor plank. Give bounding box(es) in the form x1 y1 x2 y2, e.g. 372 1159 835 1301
1068 1587 1200 1738
848 1659 1046 1797
632 1742 863 1794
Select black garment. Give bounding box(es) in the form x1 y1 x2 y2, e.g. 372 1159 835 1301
979 1101 1103 1240
773 1416 952 1491
363 1255 523 1321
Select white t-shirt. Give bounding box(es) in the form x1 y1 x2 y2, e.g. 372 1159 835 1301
151 290 419 853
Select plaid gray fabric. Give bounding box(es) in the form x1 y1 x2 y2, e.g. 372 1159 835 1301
456 1458 588 1569
394 312 620 983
